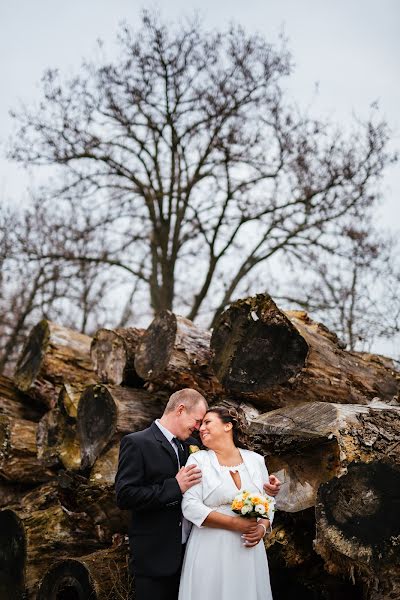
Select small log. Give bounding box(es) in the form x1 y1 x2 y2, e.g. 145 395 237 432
134 310 223 397
211 294 399 409
250 400 400 512
14 320 97 409
0 498 106 598
91 327 145 386
36 386 83 472
0 374 43 421
77 384 168 468
0 415 55 483
37 542 132 600
315 461 400 598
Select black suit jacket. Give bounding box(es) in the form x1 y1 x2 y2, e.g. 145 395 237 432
115 421 198 577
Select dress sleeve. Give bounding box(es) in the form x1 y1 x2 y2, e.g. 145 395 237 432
181 454 214 528
258 454 275 529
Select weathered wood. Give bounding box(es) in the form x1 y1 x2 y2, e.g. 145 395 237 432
77 384 168 468
37 542 132 600
91 326 145 386
211 294 400 409
134 310 223 397
0 415 55 483
250 400 400 512
0 374 43 421
14 320 97 409
0 497 107 598
58 445 129 536
315 461 400 599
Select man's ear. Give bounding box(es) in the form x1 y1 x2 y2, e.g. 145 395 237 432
177 404 185 415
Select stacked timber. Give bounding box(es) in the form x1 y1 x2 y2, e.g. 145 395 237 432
0 293 398 599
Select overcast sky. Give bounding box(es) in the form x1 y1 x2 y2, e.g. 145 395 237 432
1 0 399 226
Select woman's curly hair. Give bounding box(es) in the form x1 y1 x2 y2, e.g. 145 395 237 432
206 405 249 449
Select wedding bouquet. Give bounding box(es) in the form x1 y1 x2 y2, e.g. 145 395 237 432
231 490 274 518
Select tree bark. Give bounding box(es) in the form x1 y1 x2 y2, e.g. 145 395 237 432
0 499 106 599
13 320 97 409
211 294 399 409
0 374 43 421
315 461 400 599
58 446 130 536
37 542 132 600
134 310 223 397
250 400 400 512
0 415 55 483
91 326 145 386
77 384 168 468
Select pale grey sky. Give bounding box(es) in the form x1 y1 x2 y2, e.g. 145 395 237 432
1 0 399 226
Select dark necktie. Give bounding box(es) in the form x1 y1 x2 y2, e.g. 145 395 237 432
172 437 186 467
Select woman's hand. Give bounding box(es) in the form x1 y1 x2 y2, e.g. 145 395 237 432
231 516 259 535
242 520 270 548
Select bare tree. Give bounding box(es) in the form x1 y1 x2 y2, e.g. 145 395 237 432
9 12 393 328
275 217 400 354
0 200 120 373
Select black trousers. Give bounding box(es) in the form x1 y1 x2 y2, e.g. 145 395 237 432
134 571 181 600
132 544 186 600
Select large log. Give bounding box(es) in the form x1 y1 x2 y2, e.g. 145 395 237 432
211 294 400 409
315 461 400 599
14 320 97 409
0 374 43 421
134 310 223 397
0 415 55 483
77 384 168 468
250 400 400 512
37 542 132 600
0 495 107 598
91 326 145 386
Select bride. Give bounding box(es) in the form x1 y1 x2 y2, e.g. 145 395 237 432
178 405 274 600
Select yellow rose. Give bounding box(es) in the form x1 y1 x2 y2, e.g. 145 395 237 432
189 445 200 454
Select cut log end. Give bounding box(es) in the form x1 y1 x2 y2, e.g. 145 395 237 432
14 319 50 392
211 294 309 391
91 327 144 386
134 310 177 380
316 461 400 568
77 385 117 470
0 509 25 599
37 559 95 599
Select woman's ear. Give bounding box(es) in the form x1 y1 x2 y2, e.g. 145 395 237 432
224 422 233 432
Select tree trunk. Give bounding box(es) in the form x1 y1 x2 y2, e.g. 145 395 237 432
250 400 400 512
211 294 399 409
0 374 43 421
315 461 400 599
13 320 97 409
0 499 106 599
91 326 145 386
0 415 55 483
134 310 223 397
37 542 132 600
77 384 168 468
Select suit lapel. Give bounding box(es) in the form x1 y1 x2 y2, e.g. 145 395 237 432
150 422 179 470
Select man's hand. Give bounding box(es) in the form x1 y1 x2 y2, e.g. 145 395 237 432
176 464 202 493
263 474 281 497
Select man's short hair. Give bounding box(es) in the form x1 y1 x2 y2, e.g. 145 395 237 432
163 388 208 414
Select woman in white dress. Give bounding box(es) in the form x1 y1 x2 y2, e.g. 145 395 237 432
178 405 274 600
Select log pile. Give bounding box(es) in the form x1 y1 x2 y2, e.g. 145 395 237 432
0 294 399 599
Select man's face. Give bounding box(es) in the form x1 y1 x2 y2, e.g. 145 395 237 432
175 401 207 440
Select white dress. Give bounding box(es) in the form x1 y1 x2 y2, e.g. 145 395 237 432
178 449 274 600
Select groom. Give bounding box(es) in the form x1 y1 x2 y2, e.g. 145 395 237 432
115 388 280 600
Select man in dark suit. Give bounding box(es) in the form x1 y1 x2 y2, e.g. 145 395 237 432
115 387 281 600
115 388 207 600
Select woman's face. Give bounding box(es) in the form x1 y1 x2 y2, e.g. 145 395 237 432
199 411 232 448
